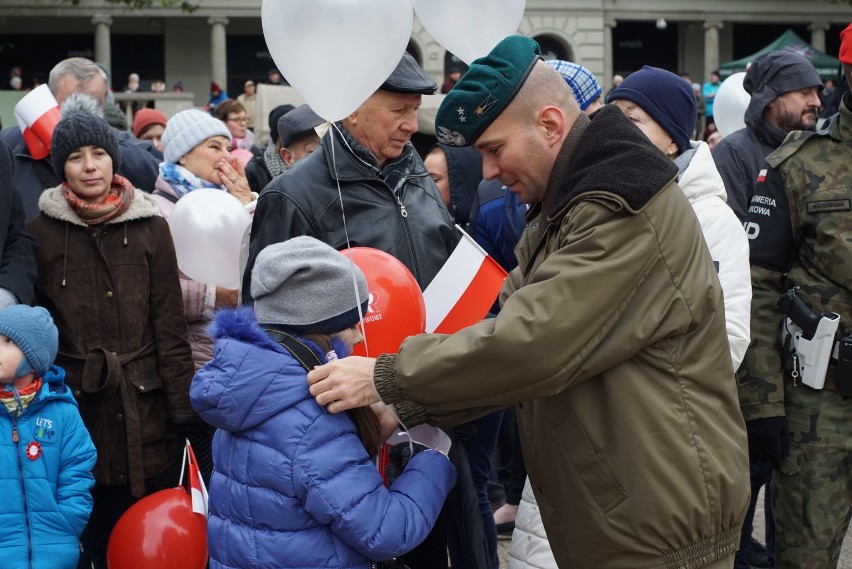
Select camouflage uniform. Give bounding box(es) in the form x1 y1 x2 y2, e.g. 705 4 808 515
742 93 852 568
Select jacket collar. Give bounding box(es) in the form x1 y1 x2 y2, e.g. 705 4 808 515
320 122 425 184
37 181 161 227
828 92 852 146
676 141 728 204
537 105 679 225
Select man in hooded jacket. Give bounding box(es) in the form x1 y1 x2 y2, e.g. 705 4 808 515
710 51 823 569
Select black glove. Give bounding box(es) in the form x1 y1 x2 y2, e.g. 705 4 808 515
745 416 790 468
383 441 430 486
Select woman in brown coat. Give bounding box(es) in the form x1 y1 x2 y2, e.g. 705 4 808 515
27 96 195 569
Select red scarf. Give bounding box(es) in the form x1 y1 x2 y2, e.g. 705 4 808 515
62 174 135 226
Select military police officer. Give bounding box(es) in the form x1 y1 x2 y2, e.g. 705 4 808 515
743 23 852 568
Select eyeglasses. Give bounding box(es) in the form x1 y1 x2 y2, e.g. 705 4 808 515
227 116 248 123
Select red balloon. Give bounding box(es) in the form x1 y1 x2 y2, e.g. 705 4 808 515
107 488 207 569
343 247 426 357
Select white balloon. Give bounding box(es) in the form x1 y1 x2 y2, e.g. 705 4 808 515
713 72 751 137
167 189 252 290
262 0 414 122
414 0 526 65
386 425 453 454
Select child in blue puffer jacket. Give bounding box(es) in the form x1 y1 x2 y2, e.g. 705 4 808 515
191 236 456 569
0 305 97 569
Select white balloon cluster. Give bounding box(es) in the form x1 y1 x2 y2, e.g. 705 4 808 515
260 0 527 122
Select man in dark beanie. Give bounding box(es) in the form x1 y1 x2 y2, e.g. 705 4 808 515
307 35 749 569
737 25 852 568
710 50 823 569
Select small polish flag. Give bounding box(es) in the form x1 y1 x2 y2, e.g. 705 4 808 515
757 168 768 183
423 228 508 334
14 85 61 160
186 439 209 517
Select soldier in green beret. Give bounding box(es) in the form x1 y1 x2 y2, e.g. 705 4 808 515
745 24 852 568
307 35 749 568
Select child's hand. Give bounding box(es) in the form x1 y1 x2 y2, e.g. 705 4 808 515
370 402 399 441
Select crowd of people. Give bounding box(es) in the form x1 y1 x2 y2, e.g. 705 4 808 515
0 22 849 569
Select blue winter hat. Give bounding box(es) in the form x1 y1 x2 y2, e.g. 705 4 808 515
0 305 59 379
606 65 696 154
546 60 602 111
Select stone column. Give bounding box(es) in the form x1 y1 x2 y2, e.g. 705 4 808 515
703 19 723 79
208 17 229 93
92 14 113 78
604 19 617 92
809 22 830 53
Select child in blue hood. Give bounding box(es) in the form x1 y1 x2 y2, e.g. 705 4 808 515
0 305 97 569
191 236 456 569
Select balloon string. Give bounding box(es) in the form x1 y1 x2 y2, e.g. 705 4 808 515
328 122 370 357
177 440 188 489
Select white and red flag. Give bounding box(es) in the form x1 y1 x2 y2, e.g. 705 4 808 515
423 229 508 334
14 84 61 160
185 439 209 517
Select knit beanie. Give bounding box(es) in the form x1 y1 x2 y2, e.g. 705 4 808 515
251 236 370 334
51 108 121 181
132 108 168 138
0 305 59 379
606 66 696 154
546 60 602 111
161 108 231 164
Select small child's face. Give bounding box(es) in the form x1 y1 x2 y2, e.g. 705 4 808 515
0 335 27 385
334 325 364 351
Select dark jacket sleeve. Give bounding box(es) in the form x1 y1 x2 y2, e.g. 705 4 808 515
0 142 37 305
148 217 196 423
115 131 162 194
711 138 752 223
244 157 271 195
241 189 316 304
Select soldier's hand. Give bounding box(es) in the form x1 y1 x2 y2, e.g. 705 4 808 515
307 356 380 413
745 416 790 468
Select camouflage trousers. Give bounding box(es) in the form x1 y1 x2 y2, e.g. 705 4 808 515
772 377 852 569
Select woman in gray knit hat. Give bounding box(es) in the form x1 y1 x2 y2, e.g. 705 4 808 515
150 108 256 371
26 93 196 569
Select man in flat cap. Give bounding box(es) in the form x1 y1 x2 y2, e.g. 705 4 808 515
307 35 749 568
243 52 459 298
742 25 851 568
243 52 490 569
276 103 324 168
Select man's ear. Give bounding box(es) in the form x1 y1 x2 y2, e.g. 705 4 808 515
346 109 359 126
279 147 294 167
539 106 565 148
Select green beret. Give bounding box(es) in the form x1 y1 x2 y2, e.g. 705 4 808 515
435 35 542 147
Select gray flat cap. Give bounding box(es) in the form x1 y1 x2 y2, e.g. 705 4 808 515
380 52 437 95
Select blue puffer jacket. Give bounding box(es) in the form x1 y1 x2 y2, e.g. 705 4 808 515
0 366 97 569
191 308 456 569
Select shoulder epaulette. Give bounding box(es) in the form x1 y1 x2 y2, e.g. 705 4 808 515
766 129 824 168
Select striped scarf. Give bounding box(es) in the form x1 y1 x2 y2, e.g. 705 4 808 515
0 378 43 417
62 174 134 226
